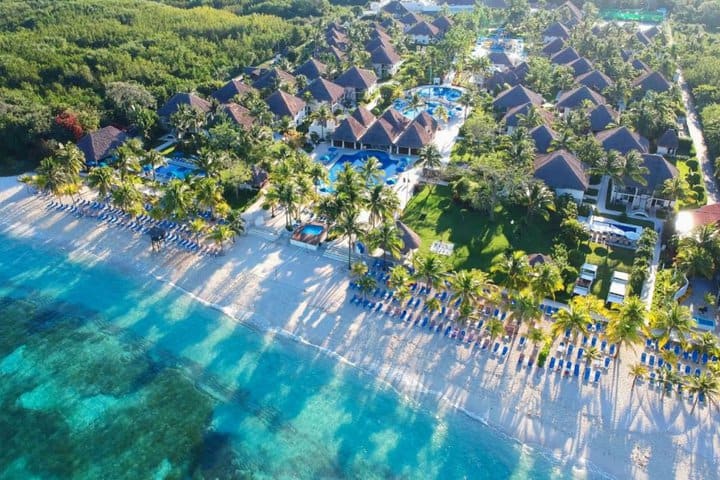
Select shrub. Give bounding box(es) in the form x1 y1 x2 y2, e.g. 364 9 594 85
537 341 551 367
567 249 585 268
692 184 706 199
686 158 699 171
687 172 701 185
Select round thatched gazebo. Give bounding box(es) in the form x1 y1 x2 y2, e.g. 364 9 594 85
396 220 421 256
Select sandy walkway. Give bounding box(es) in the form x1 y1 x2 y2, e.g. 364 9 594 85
0 176 718 480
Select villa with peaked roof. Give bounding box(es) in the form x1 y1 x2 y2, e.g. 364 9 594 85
551 47 580 65
302 78 346 112
501 103 552 134
530 124 558 153
576 69 614 93
556 0 583 25
609 153 679 211
219 103 255 130
212 79 257 104
251 68 296 91
77 126 129 166
266 90 307 126
332 116 368 149
542 38 565 57
633 70 672 95
407 21 441 44
488 51 516 71
568 57 593 76
157 92 212 125
369 44 403 78
334 66 378 104
432 16 453 34
492 85 544 112
657 128 679 156
534 149 589 203
556 85 606 112
543 22 571 42
294 58 327 81
588 104 618 132
396 113 439 155
595 126 649 154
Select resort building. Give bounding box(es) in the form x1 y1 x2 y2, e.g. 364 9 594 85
550 47 580 66
211 79 257 104
406 20 441 44
334 66 378 104
632 70 672 95
607 271 631 305
265 90 307 126
488 51 516 72
542 21 571 43
501 103 552 134
675 203 720 235
219 103 256 130
567 57 594 76
301 78 347 112
595 126 649 155
369 43 403 79
576 69 614 93
432 15 453 34
542 38 565 57
555 85 607 114
251 68 296 92
76 126 129 167
533 149 589 203
492 84 544 112
157 92 212 126
293 58 328 81
609 153 679 211
529 124 558 154
656 128 679 156
395 112 439 155
588 104 619 132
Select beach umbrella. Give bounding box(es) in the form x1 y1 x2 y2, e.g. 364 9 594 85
396 221 421 254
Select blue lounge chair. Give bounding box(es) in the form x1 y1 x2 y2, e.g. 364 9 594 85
501 345 509 357
573 363 580 377
590 336 598 347
702 353 709 364
492 342 500 354
557 359 564 372
582 336 588 346
600 340 607 352
567 344 574 357
518 336 526 349
564 328 571 339
691 350 699 363
444 326 452 336
593 370 601 383
658 358 664 368
604 357 611 370
421 317 428 327
577 348 584 360
608 344 616 356
400 310 407 321
673 345 681 356
527 356 534 368
548 357 556 370
695 368 701 377
648 355 655 367
564 361 572 375
583 367 591 381
645 339 653 349
640 352 647 364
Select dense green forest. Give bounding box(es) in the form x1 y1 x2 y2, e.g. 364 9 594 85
0 0 307 173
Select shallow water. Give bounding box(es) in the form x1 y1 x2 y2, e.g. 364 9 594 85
0 233 577 479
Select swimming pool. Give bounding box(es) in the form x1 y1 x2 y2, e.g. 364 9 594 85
320 150 409 193
415 86 463 102
588 216 643 236
155 160 201 181
694 316 716 331
301 224 324 236
393 99 463 120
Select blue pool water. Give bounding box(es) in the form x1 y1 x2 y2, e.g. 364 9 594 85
593 220 640 234
416 86 463 102
301 224 324 236
694 316 716 329
0 233 577 479
155 161 199 181
322 150 409 193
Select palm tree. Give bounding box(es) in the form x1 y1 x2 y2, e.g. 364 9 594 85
623 150 649 187
434 105 449 125
530 263 563 301
207 224 233 254
193 177 224 218
650 303 696 349
87 166 117 200
360 156 384 187
312 104 333 140
413 253 447 292
141 149 167 182
448 269 484 312
366 185 399 227
189 218 208 243
357 275 377 301
54 143 86 176
388 264 411 291
308 162 328 193
366 222 404 266
660 176 690 203
606 296 646 359
159 179 193 221
551 301 591 342
590 149 625 185
114 138 143 182
527 327 546 352
171 103 205 142
518 182 555 221
694 331 720 359
584 345 602 366
491 250 531 293
425 297 443 317
486 317 505 344
509 293 542 331
418 144 443 183
332 206 364 270
111 181 144 216
628 363 648 396
351 261 369 278
335 162 365 210
686 372 720 414
276 181 300 229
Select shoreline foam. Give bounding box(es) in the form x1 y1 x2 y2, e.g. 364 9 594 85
1 176 718 480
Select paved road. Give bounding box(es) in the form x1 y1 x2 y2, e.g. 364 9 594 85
677 69 719 204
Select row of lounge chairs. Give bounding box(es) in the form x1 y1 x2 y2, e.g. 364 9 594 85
644 338 718 364
45 200 220 256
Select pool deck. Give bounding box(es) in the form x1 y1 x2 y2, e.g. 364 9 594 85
680 276 719 331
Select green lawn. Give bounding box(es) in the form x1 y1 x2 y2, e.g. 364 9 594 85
401 185 560 271
581 242 635 300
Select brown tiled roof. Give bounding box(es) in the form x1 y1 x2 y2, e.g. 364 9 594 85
266 90 306 118
251 68 296 90
212 79 257 104
379 108 410 134
407 20 440 37
360 119 397 146
335 66 377 90
220 103 255 130
294 58 327 81
302 78 345 104
158 92 211 118
395 120 434 149
534 149 589 191
370 44 402 65
351 106 376 127
77 126 128 164
333 116 368 142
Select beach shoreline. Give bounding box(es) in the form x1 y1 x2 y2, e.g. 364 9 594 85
1 176 718 480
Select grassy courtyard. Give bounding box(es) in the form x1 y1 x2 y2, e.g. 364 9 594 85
401 185 559 271
402 185 635 301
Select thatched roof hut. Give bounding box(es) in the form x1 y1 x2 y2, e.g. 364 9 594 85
396 220 421 254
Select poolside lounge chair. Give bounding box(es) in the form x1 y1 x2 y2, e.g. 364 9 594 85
518 336 526 349
567 344 574 357
492 342 500 354
548 357 556 370
608 344 616 356
556 359 564 372
590 336 598 347
603 357 611 370
640 352 647 364
501 345 509 357
695 368 701 377
658 358 665 368
648 355 655 367
573 363 580 378
593 370 601 384
600 340 607 352
702 353 709 364
564 361 573 376
583 367 591 382
577 348 584 360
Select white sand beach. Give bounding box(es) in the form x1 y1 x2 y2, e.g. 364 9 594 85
0 175 718 480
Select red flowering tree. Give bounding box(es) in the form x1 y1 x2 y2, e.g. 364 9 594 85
54 111 84 140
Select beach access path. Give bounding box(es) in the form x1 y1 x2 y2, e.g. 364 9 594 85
0 176 718 480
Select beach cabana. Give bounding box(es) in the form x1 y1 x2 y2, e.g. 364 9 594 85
396 220 421 256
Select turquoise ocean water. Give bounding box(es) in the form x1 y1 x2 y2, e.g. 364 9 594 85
0 233 578 479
